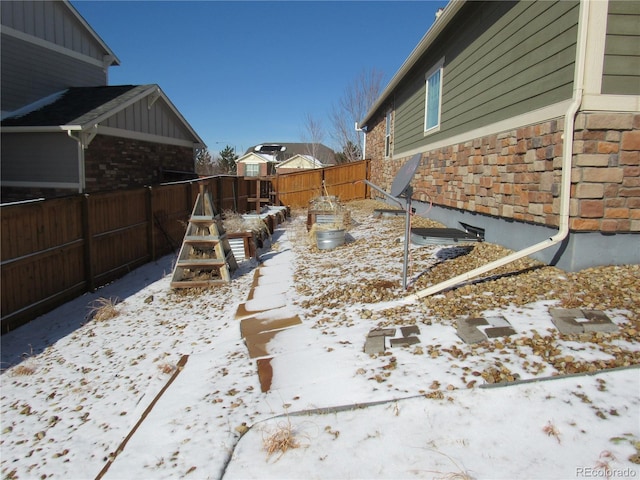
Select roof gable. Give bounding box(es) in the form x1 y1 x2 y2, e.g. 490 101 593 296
276 154 324 169
236 152 274 164
1 84 205 145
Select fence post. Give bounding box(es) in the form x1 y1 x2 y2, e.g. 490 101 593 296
273 175 279 206
215 176 223 213
82 194 95 292
147 186 155 260
187 181 193 212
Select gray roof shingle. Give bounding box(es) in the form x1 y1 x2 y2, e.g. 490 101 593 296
1 85 149 127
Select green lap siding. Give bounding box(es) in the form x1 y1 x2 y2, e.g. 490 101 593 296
394 0 579 155
603 1 640 95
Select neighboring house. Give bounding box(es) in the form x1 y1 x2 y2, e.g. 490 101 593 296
275 154 325 174
0 0 204 201
360 0 640 271
244 142 337 166
235 152 276 177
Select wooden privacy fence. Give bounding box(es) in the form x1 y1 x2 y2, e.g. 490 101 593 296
1 162 370 334
0 176 254 334
275 159 370 207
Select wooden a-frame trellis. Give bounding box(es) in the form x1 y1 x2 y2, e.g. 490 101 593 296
170 188 237 288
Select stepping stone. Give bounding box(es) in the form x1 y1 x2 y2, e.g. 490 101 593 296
390 336 420 347
400 325 420 337
456 317 489 344
549 308 617 335
368 328 396 338
364 335 386 355
582 310 618 333
485 326 517 338
549 308 585 335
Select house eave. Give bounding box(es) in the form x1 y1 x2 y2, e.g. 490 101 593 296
0 126 82 133
360 0 466 127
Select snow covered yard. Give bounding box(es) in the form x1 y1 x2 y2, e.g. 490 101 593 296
1 199 639 480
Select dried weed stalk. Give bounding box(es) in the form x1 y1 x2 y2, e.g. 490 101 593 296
262 417 300 462
11 364 36 376
542 421 561 444
10 345 37 376
413 448 476 479
223 210 270 239
90 297 120 322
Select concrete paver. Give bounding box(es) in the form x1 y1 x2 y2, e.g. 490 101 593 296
550 308 618 335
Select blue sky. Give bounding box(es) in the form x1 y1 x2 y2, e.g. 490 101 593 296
72 1 447 155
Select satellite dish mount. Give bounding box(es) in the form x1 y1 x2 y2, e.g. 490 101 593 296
363 154 421 290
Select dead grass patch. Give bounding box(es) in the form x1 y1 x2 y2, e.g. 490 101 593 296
90 297 120 322
11 364 36 376
262 417 301 462
158 363 176 375
223 210 270 238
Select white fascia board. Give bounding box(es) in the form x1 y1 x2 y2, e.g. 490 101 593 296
0 126 82 133
0 180 81 189
96 126 199 148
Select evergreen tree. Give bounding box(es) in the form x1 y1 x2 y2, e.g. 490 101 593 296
195 147 215 175
217 146 238 175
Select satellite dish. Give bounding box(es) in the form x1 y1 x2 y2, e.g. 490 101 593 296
390 153 421 197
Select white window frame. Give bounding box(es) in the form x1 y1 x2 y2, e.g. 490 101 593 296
424 58 444 135
384 110 392 158
245 163 260 177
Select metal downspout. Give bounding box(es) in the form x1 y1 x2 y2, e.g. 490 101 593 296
402 0 589 304
67 130 86 193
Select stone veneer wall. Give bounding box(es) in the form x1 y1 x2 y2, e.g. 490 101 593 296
84 136 195 192
369 113 640 233
365 108 390 164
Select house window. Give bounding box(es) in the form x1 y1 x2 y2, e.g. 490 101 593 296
424 58 444 134
384 110 392 157
245 163 260 177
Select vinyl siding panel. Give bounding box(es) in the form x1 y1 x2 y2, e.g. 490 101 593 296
1 1 107 61
394 0 578 154
102 98 193 141
1 33 106 111
0 133 79 183
602 0 640 94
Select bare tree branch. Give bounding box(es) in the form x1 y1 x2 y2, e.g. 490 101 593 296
301 113 325 161
330 68 384 162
